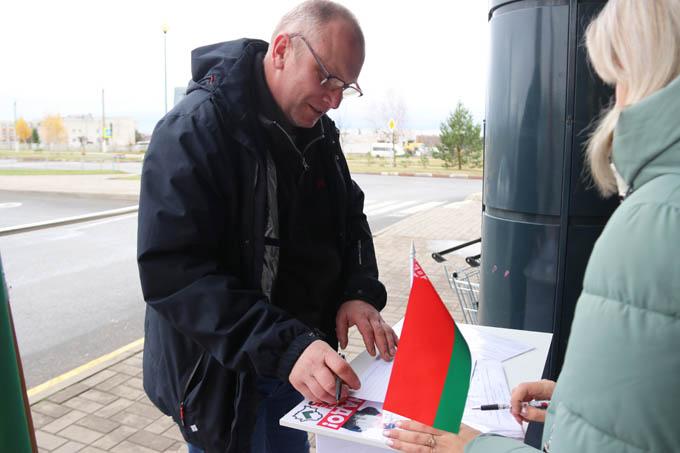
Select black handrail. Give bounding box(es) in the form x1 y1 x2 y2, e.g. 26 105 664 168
431 237 481 263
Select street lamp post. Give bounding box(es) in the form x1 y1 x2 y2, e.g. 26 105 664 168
162 23 168 114
101 89 106 153
13 101 19 152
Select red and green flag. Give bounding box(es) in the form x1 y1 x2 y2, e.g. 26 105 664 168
383 259 471 433
0 255 37 452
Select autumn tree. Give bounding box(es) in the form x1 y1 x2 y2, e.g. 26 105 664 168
41 115 67 147
439 102 482 170
15 118 31 143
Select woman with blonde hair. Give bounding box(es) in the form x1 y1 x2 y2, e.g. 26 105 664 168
383 0 680 451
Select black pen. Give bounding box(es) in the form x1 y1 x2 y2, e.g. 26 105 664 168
472 400 549 411
335 353 346 403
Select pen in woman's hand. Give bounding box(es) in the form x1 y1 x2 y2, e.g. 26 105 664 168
471 400 549 411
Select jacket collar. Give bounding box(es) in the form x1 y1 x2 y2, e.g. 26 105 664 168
613 74 680 193
187 39 331 157
252 49 327 167
186 39 268 155
253 51 296 137
188 39 268 121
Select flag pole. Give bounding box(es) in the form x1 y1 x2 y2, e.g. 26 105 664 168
409 241 416 289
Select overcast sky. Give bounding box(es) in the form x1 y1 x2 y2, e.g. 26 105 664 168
0 1 489 134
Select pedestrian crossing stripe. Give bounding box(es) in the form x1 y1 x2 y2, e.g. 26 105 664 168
363 200 445 217
399 201 446 215
369 200 420 216
364 200 397 212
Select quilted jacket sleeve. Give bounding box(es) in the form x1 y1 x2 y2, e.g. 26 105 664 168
465 434 540 452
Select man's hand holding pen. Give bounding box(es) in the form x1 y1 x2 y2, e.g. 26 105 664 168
290 300 398 405
289 340 360 405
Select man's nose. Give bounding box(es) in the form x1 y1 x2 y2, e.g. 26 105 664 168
324 89 343 110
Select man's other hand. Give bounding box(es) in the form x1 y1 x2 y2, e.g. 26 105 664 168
336 299 399 360
289 340 360 404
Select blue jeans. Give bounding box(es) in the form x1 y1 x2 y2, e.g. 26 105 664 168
188 376 310 453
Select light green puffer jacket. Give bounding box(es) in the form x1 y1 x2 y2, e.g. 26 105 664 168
467 75 680 453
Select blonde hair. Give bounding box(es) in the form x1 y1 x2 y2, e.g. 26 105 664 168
585 0 680 196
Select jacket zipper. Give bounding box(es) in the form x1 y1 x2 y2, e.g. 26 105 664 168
253 161 259 189
333 151 349 248
179 352 205 427
271 121 324 172
357 240 362 266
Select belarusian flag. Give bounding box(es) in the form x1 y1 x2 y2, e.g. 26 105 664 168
383 259 471 433
0 255 37 452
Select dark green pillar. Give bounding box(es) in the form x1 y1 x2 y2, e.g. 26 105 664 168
0 255 36 452
480 0 618 379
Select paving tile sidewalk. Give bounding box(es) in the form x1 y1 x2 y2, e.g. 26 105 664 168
25 190 483 453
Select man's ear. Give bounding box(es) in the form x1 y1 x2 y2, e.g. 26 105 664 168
270 33 290 70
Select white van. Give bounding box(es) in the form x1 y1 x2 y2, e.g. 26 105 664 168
369 143 403 157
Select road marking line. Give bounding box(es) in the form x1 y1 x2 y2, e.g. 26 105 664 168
398 201 445 215
0 202 23 209
364 199 393 209
368 200 419 216
70 213 138 231
364 200 398 214
0 205 138 237
27 337 144 398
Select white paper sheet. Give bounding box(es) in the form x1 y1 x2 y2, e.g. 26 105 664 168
462 360 523 438
350 355 393 402
458 324 534 363
350 327 534 404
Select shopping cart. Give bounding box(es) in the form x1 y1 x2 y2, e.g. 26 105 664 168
446 264 480 324
432 238 481 325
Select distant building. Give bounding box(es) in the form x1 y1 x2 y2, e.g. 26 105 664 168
59 115 136 149
0 121 17 146
338 129 441 155
416 135 441 147
337 129 381 154
174 87 186 106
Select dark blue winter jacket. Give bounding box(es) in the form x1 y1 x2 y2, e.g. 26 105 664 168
137 39 385 452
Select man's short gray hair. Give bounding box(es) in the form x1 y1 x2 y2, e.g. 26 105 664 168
272 0 364 50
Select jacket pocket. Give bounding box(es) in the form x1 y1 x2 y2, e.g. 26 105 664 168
179 351 206 443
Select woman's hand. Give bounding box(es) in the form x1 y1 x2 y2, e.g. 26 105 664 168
383 419 480 452
510 379 556 424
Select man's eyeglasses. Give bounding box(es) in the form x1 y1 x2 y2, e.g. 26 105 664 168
289 33 363 98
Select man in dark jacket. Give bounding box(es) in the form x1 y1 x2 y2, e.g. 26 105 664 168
137 1 396 452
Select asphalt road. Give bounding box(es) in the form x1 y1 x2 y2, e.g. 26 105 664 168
2 214 141 388
0 174 481 388
356 174 481 232
0 191 137 228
